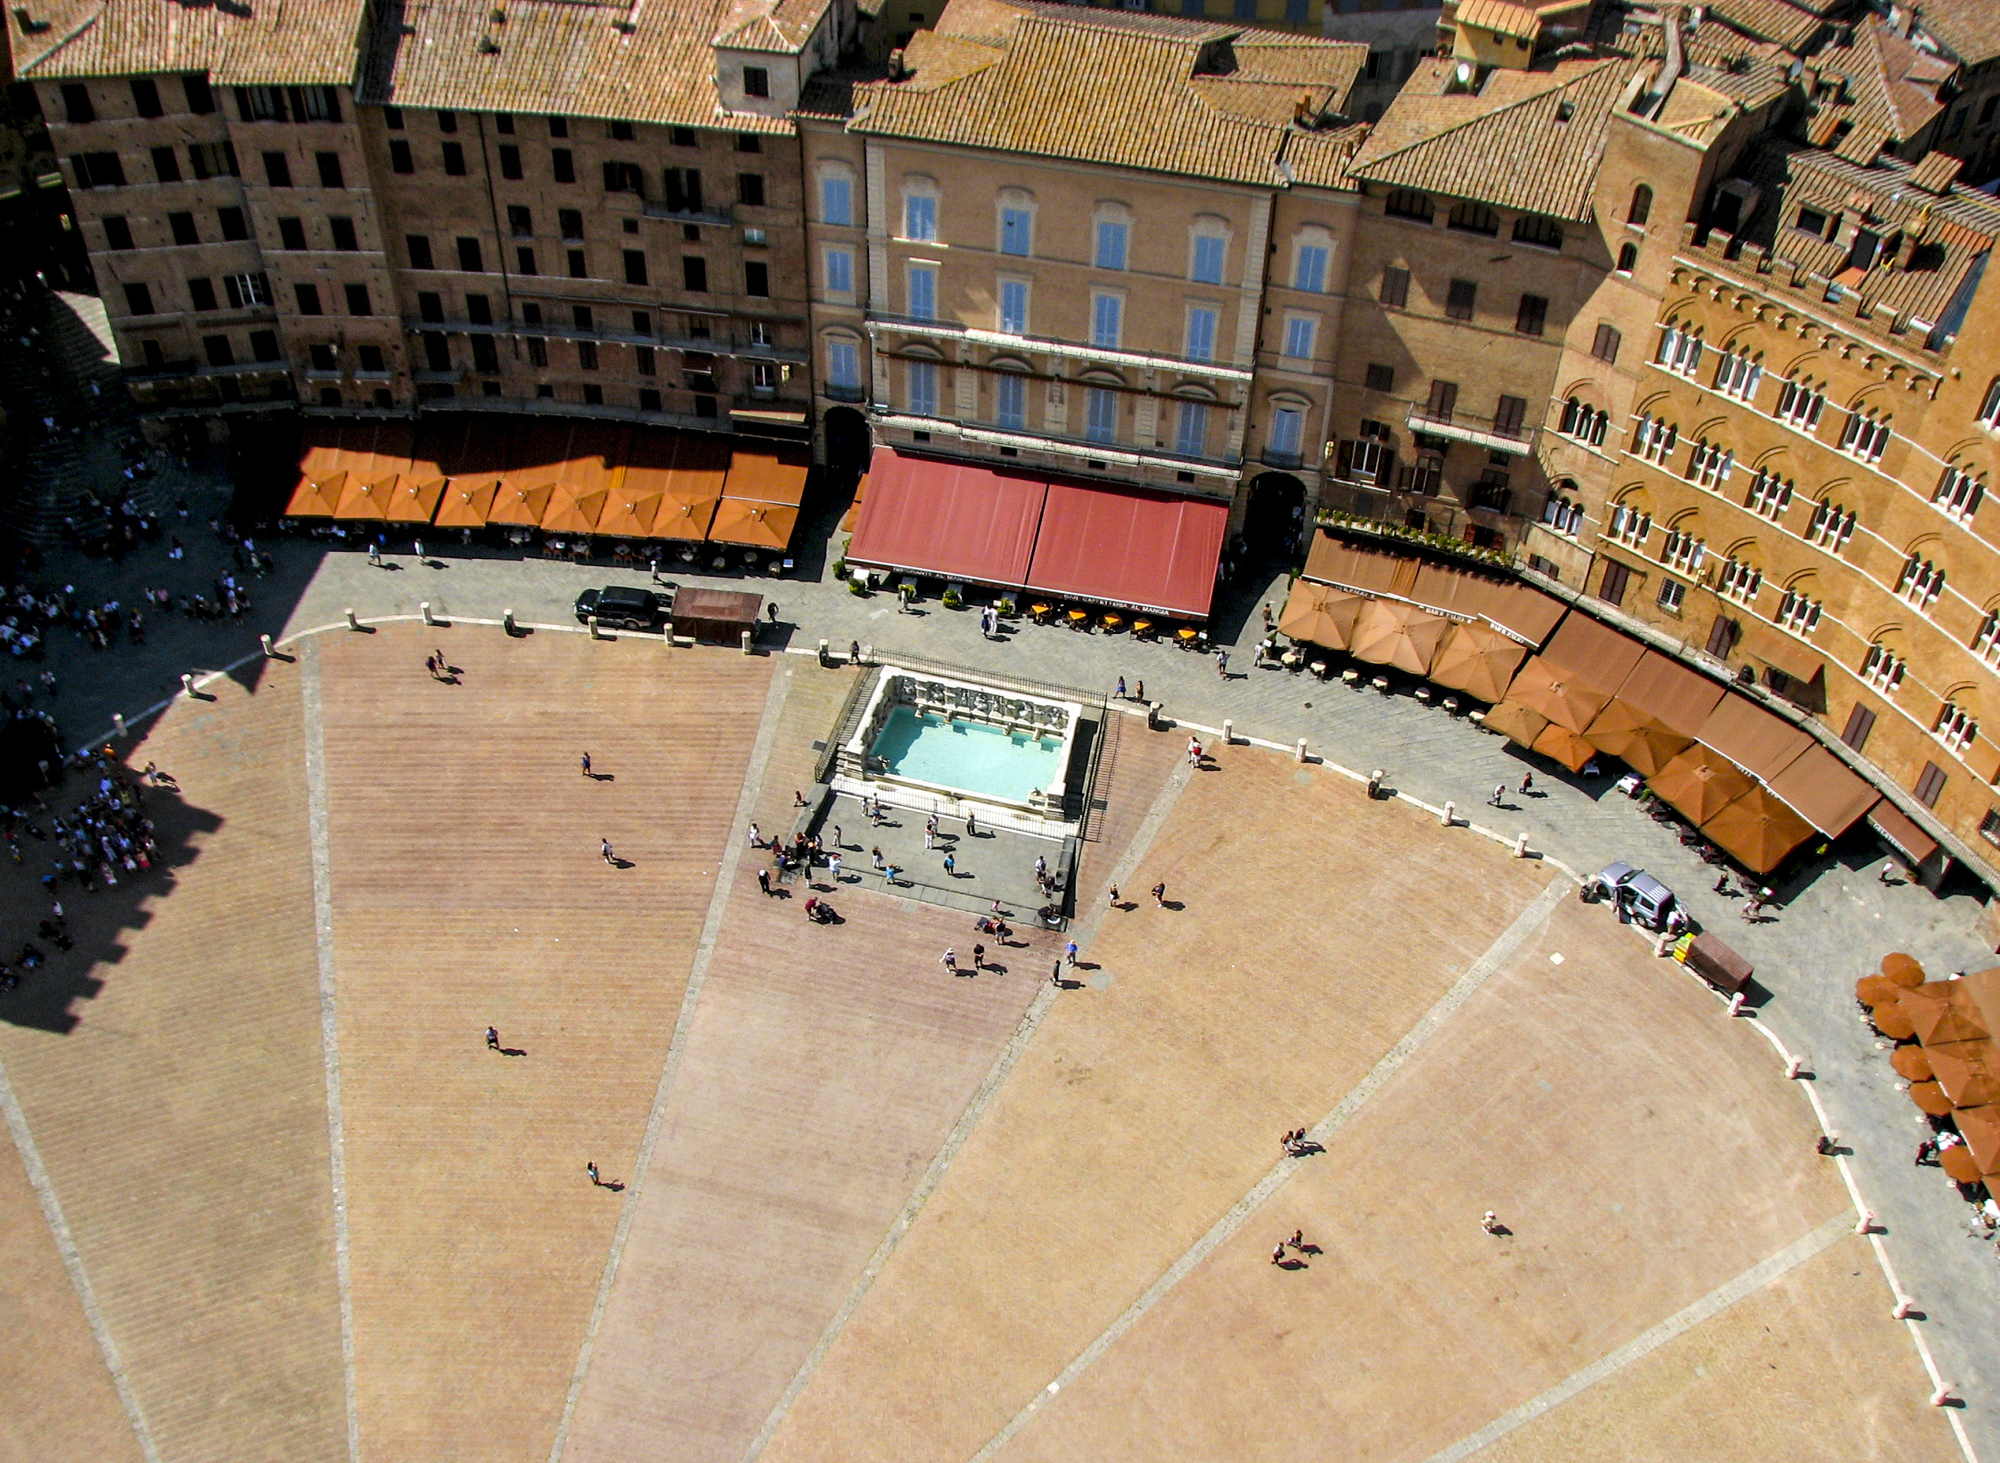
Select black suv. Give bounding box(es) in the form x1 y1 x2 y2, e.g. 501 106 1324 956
574 585 672 630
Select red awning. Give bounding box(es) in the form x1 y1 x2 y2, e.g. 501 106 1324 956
1026 477 1228 618
847 447 1048 589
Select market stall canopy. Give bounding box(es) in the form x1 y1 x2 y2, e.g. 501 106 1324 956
1481 698 1550 749
540 485 608 536
1925 1040 2000 1107
1582 701 1694 777
432 479 498 529
1479 580 1567 647
1026 479 1227 618
1764 744 1878 836
285 470 343 518
1277 579 1366 653
1541 610 1646 699
1607 649 1727 738
1530 720 1597 772
709 498 797 551
1954 1102 2000 1173
622 432 725 543
1506 655 1609 734
723 442 811 507
488 481 555 527
333 474 398 521
1695 695 1815 782
1427 621 1527 702
1858 973 1904 1008
596 487 663 540
1869 802 1940 871
1649 744 1757 825
385 477 445 525
1347 599 1450 675
1902 981 1992 1047
1699 785 1817 875
846 448 1048 588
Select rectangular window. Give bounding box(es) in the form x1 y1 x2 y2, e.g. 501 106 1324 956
995 371 1027 429
130 78 161 118
632 310 652 337
557 208 584 240
822 175 853 226
316 151 344 188
442 142 466 176
745 260 769 297
457 237 484 272
663 167 703 214
825 247 854 295
184 74 215 114
572 305 594 332
1656 579 1686 613
1270 407 1304 458
906 264 937 319
202 334 233 368
510 246 534 275
61 83 94 124
1841 703 1876 752
169 210 200 246
1185 305 1217 361
389 139 413 174
217 206 248 240
1092 292 1122 349
552 148 575 183
577 340 598 370
471 335 498 375
1915 761 1948 809
103 215 134 251
262 151 292 187
187 277 217 312
294 283 322 316
743 66 770 98
72 152 126 189
730 171 761 207
466 294 492 325
493 144 520 180
1095 219 1129 270
1364 361 1394 392
1175 400 1208 456
827 339 860 390
1494 394 1526 437
683 256 708 291
999 207 1033 257
1380 266 1409 308
905 193 937 241
1446 278 1477 321
423 333 451 372
527 337 547 367
223 272 268 308
999 278 1028 335
329 217 357 251
736 133 760 153
548 116 569 137
253 330 282 363
405 233 433 268
567 249 587 277
344 283 371 316
624 249 648 285
1086 386 1118 443
151 145 182 183
1514 293 1547 336
1293 243 1328 293
1282 315 1316 360
1591 322 1621 364
1191 234 1225 284
634 345 656 376
1424 378 1457 423
908 359 939 415
1597 558 1631 607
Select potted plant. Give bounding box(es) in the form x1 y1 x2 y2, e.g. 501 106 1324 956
995 593 1018 617
942 583 966 610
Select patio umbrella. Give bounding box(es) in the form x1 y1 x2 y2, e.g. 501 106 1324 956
1506 655 1609 734
1856 974 1903 1008
1908 1079 1953 1116
1890 1044 1934 1082
1941 1144 1984 1185
1480 698 1550 750
385 476 446 525
1699 785 1816 875
654 495 719 543
1882 953 1925 988
1873 1002 1916 1041
333 473 398 522
541 485 608 536
433 479 498 529
1277 581 1365 654
1902 981 1992 1047
597 488 663 540
1530 720 1597 772
709 498 797 551
1925 1040 2000 1107
488 481 555 527
285 469 343 518
1954 1103 2000 1173
1648 745 1756 826
1582 701 1694 777
1347 600 1450 676
1427 621 1527 703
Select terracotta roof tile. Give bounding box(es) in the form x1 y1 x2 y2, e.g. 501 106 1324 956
17 0 368 84
1910 0 2000 66
1701 0 1825 52
1910 149 1963 194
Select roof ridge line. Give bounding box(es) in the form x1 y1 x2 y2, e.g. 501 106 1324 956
1358 55 1622 167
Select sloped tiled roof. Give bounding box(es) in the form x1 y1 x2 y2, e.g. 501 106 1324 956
1347 54 1647 222
1700 0 1825 52
1808 20 1953 146
359 0 823 132
1911 0 2000 66
850 3 1364 187
16 0 368 85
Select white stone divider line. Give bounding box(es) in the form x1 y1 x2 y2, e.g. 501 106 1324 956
964 876 1570 1463
547 661 795 1463
299 638 363 1463
0 1050 165 1463
739 756 1198 1463
1417 1209 1860 1463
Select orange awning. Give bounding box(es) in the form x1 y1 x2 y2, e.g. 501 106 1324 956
1699 785 1817 875
597 488 664 539
1649 744 1757 825
1482 698 1551 749
1277 579 1366 654
1506 655 1610 734
1427 620 1527 702
1346 599 1450 676
623 431 726 542
433 479 498 529
488 480 555 527
709 498 798 550
722 441 811 506
385 476 446 525
1531 720 1597 772
285 469 344 518
540 485 608 536
333 473 399 521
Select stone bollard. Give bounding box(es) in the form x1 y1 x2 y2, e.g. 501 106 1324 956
1368 769 1385 799
1222 719 1234 745
181 672 194 697
1894 1295 1916 1319
818 637 829 665
112 712 127 738
1856 1210 1875 1235
1442 800 1455 826
1931 1384 1954 1408
662 619 673 645
1728 992 1747 1017
588 615 603 640
260 633 274 657
1787 1055 1807 1079
503 608 515 635
421 601 435 626
740 629 753 655
346 607 360 630
1513 832 1529 858
1295 738 1307 763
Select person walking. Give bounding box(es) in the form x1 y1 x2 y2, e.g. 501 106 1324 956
1262 602 1275 631
831 823 843 849
1519 771 1533 795
1065 939 1078 967
1271 1243 1287 1267
943 851 956 877
367 540 381 567
486 1026 500 1050
747 821 761 848
580 751 593 778
425 654 440 680
1489 782 1505 807
1116 676 1128 701
1108 884 1120 908
413 538 426 564
940 947 958 975
1151 881 1166 907
1051 960 1063 986
972 943 985 971
924 826 936 852
757 866 772 896
1214 648 1228 679
829 851 842 883
1481 1210 1502 1235
1034 854 1048 881
587 1162 604 1187
872 847 885 872
601 838 616 866
966 811 977 838
1880 859 1900 885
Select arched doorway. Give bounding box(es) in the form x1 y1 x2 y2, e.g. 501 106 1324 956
1241 471 1307 561
822 406 870 473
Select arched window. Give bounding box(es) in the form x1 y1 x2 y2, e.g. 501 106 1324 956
1935 463 1985 523
1936 700 1979 753
1447 200 1499 236
1627 184 1653 226
1717 556 1761 603
1745 468 1792 519
1840 407 1892 462
1973 609 2000 664
1616 242 1638 273
1777 585 1821 633
1979 377 2000 428
1898 552 1946 610
1806 499 1857 551
1862 642 1906 693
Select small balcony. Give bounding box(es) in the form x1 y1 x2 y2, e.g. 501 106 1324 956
1405 406 1533 457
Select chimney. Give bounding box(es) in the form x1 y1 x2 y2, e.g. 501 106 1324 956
888 47 907 79
1294 90 1314 125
